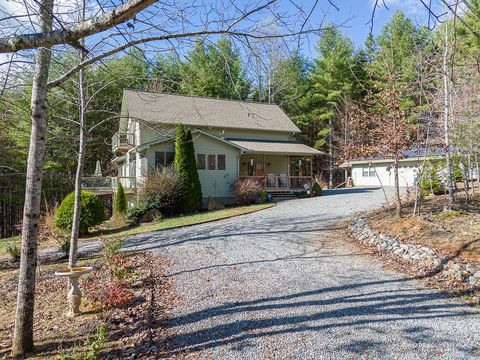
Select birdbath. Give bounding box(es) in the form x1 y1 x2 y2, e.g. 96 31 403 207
55 267 93 317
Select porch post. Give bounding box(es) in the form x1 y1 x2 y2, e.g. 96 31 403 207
310 156 313 180
287 155 290 189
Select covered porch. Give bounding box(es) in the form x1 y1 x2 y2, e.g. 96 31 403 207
232 140 323 192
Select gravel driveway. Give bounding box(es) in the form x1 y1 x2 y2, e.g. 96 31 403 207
123 187 480 359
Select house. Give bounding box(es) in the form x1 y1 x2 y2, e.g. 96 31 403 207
340 149 444 188
83 90 323 206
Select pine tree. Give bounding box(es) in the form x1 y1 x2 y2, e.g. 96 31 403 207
186 128 203 210
114 181 127 215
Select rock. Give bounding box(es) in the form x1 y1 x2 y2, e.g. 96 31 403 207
465 264 477 274
208 196 225 210
139 208 161 223
473 271 480 279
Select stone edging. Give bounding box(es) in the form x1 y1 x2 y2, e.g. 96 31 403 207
350 217 480 284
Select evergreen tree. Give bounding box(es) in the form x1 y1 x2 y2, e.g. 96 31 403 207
174 124 195 212
186 128 203 210
114 181 127 216
180 37 250 99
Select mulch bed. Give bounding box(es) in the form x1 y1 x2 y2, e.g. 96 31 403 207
0 252 176 359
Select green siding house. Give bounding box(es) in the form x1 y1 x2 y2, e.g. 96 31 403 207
88 89 322 206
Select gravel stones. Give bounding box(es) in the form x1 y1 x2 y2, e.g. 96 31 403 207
120 187 480 359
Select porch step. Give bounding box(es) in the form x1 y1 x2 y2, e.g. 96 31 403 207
269 191 295 200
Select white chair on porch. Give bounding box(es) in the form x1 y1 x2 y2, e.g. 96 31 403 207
267 174 275 188
279 174 288 188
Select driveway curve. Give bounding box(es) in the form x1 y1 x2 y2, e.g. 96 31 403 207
123 187 480 359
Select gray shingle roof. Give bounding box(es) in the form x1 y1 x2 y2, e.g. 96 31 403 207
122 90 300 133
229 140 324 155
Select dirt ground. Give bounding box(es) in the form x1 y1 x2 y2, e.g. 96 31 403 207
0 252 174 359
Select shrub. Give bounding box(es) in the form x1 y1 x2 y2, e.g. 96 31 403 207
126 202 149 224
258 190 269 203
311 182 322 196
114 181 127 216
54 191 105 235
419 169 446 196
138 166 183 216
5 243 21 262
234 178 263 205
84 272 133 310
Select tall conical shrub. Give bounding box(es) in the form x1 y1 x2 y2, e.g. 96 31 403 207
174 124 194 212
186 128 202 210
114 181 127 215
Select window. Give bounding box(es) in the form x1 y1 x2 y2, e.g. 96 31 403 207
217 155 226 170
362 166 376 177
208 154 216 170
155 151 174 168
197 154 206 170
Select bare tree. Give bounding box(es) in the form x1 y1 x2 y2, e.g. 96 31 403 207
0 0 326 356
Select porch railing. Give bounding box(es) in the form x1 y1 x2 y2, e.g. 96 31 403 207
240 176 312 190
81 176 136 192
112 132 135 153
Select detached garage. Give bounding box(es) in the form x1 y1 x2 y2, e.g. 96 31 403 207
340 149 444 188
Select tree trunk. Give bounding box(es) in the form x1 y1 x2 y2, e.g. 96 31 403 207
443 16 455 207
69 5 87 269
328 117 333 189
68 69 86 268
394 158 402 218
12 0 53 356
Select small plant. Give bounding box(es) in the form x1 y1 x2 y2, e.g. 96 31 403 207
54 191 105 235
152 213 163 222
400 226 408 234
101 237 122 258
62 323 108 360
258 190 269 203
234 178 263 205
84 273 133 310
114 181 127 216
311 182 322 196
5 243 21 262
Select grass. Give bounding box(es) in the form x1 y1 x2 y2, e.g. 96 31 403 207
85 203 274 241
0 203 274 256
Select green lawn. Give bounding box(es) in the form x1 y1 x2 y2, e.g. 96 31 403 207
0 203 274 255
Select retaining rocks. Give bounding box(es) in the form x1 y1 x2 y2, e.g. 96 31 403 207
350 217 480 284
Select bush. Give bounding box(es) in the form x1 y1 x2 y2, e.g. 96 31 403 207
54 191 105 235
126 202 149 224
84 272 133 310
114 181 127 216
419 177 446 196
234 178 263 205
138 166 183 216
311 182 322 196
5 243 21 262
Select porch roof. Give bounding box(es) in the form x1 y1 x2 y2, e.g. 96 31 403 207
229 140 324 156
